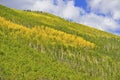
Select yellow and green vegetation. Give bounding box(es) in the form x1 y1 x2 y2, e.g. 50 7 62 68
0 5 120 80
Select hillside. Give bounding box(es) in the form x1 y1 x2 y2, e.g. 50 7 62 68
0 5 120 80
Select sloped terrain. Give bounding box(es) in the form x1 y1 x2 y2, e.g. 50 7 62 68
0 5 120 80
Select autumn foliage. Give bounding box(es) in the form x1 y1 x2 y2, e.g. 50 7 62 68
0 16 95 49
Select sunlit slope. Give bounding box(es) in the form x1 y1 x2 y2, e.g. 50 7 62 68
0 5 120 58
0 5 117 37
0 24 82 80
0 17 95 48
0 4 120 80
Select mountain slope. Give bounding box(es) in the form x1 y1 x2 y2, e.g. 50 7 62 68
0 5 120 80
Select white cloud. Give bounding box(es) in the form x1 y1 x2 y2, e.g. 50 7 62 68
28 0 83 20
0 0 120 35
113 11 120 20
85 0 120 34
61 1 80 19
87 0 120 20
0 0 34 9
29 0 54 11
79 13 119 32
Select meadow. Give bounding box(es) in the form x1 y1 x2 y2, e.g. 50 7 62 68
0 5 120 80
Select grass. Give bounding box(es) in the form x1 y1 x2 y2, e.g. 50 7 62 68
0 4 120 80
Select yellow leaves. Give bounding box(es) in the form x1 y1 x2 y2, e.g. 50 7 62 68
32 26 96 48
0 16 28 31
0 16 96 48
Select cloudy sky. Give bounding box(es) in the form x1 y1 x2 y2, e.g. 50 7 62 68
0 0 120 35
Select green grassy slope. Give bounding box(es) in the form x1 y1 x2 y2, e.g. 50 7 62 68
0 5 120 80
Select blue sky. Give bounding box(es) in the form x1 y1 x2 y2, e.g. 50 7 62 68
0 0 120 35
75 0 87 9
